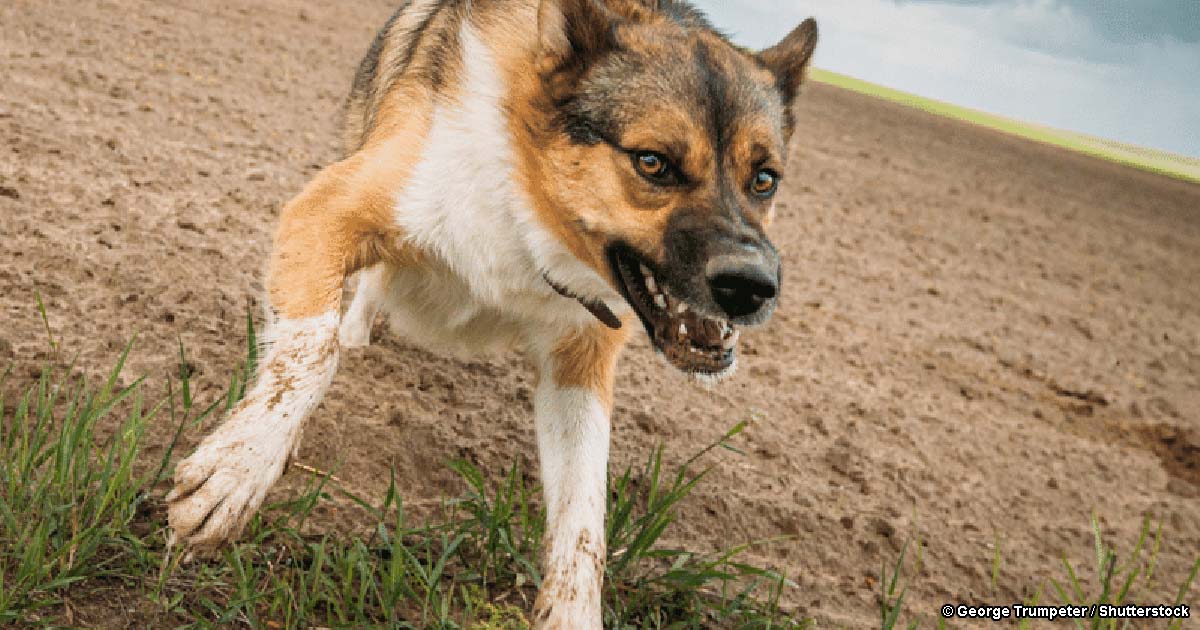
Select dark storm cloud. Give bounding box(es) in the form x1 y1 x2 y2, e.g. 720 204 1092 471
899 0 1200 44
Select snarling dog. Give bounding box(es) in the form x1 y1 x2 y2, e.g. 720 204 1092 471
167 0 816 626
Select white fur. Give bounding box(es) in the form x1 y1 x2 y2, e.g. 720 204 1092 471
530 367 610 629
366 32 621 624
338 25 612 360
386 24 626 353
167 311 340 549
690 357 739 390
339 264 395 348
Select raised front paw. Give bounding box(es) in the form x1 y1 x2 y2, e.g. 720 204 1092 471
166 435 287 552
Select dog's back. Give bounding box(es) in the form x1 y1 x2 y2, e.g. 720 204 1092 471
342 0 718 156
343 3 409 155
343 0 454 155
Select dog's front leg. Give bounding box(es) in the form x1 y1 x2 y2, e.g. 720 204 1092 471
168 152 407 551
531 324 628 629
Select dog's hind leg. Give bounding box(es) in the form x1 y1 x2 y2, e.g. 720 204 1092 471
339 263 396 348
167 150 414 552
529 323 629 630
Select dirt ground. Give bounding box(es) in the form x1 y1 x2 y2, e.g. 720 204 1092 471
2 0 1198 627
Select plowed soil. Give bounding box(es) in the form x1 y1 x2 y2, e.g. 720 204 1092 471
2 0 1198 627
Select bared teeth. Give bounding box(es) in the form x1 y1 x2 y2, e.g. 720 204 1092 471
638 262 667 308
639 263 658 293
626 253 741 367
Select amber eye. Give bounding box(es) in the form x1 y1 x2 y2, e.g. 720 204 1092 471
751 169 779 198
634 151 670 180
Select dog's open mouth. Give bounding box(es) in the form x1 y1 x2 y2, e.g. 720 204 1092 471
609 246 738 376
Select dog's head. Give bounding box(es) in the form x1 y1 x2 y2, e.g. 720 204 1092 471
523 0 817 378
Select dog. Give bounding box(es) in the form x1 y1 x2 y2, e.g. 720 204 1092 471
166 0 817 626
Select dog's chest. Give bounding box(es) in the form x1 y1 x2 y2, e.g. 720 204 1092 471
375 262 522 356
380 25 602 355
391 25 540 303
375 257 592 357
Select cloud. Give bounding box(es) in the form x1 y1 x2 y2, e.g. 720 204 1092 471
900 1 1200 45
690 0 1200 157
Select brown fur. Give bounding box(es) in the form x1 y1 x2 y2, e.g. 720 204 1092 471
267 134 430 319
512 2 809 289
549 320 633 408
345 0 458 153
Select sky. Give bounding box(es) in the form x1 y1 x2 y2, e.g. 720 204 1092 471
692 0 1200 158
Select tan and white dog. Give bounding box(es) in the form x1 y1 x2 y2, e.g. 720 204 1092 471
166 0 817 626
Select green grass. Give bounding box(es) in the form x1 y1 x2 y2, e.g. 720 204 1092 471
1 318 1196 628
0 325 805 628
810 68 1200 185
879 513 1198 630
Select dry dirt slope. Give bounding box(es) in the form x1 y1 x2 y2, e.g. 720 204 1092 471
2 0 1199 627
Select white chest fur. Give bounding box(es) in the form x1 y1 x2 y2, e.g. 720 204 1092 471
381 24 623 357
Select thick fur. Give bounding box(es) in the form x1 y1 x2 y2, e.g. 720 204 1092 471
168 1 817 627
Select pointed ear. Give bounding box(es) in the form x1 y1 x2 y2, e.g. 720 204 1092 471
758 18 818 105
537 0 617 64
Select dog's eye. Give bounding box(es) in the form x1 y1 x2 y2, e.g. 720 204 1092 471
634 151 671 181
751 169 779 198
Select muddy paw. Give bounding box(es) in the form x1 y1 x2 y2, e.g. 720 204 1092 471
166 439 286 551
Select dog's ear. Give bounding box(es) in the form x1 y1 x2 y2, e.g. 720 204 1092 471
758 18 819 105
537 0 617 64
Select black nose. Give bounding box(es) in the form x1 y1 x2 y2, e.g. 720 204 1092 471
708 264 778 319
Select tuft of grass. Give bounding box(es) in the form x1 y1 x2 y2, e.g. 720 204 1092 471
1043 512 1199 630
604 423 804 629
0 340 161 624
0 321 806 628
879 541 912 630
810 68 1200 185
879 511 1199 629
